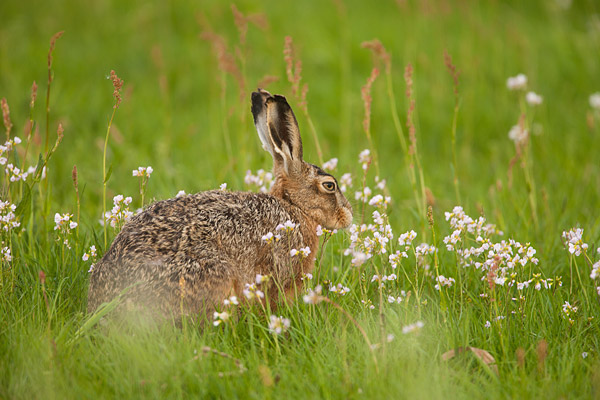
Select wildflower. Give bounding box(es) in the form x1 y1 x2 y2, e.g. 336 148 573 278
351 251 370 267
0 201 20 231
361 299 375 310
223 295 239 306
339 173 352 193
276 220 298 234
402 321 424 334
389 251 408 269
375 176 386 191
268 315 291 335
1 246 11 264
329 283 350 295
368 194 390 208
561 301 578 321
255 274 269 285
562 228 588 256
443 229 462 250
434 275 455 290
355 187 372 203
82 245 97 262
582 352 588 359
303 285 323 304
322 158 338 171
398 230 417 246
590 92 600 110
219 183 227 191
484 321 491 328
300 272 313 281
507 74 527 90
102 195 133 229
213 311 230 326
245 169 274 193
358 149 371 170
526 91 543 106
508 124 528 144
290 247 311 259
54 213 76 231
242 282 265 300
316 225 337 237
387 334 395 343
261 232 281 244
176 190 186 198
387 293 404 304
132 166 153 178
590 261 600 280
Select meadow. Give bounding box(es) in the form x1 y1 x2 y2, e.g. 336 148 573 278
1 0 600 398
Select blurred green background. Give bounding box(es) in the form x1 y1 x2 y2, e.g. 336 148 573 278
1 0 599 238
2 1 600 398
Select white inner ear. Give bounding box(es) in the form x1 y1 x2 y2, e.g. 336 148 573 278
255 113 274 157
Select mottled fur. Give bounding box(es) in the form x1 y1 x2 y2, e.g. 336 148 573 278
87 90 352 320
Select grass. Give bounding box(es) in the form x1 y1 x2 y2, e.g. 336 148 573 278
1 0 600 398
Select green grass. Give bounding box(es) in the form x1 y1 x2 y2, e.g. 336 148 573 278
1 0 600 398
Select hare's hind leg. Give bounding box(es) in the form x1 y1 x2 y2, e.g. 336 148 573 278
175 257 240 323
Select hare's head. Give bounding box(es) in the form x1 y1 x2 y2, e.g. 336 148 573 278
251 89 352 231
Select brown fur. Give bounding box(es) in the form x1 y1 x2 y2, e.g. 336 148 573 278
87 90 352 321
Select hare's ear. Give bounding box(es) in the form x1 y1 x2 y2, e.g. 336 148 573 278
251 89 276 158
251 90 303 175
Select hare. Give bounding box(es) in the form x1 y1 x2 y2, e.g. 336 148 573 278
87 89 353 320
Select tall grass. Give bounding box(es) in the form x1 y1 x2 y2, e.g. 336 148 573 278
1 0 600 398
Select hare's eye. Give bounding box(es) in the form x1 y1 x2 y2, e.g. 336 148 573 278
322 181 336 192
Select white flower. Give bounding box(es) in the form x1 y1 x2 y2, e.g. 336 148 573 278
590 261 600 280
276 220 298 234
132 166 153 178
219 183 227 191
387 334 395 343
255 274 268 285
590 92 600 110
368 194 390 208
290 247 311 258
329 283 350 295
508 124 528 144
561 301 578 318
358 149 371 170
398 230 417 246
402 321 424 334
484 321 491 328
562 228 588 256
303 285 323 304
242 283 265 300
261 232 280 244
355 187 372 203
301 272 313 281
582 352 588 359
176 190 186 198
526 91 543 106
434 275 455 290
213 311 230 326
268 315 291 335
1 246 12 263
340 173 352 193
322 158 338 171
223 295 239 306
507 74 527 90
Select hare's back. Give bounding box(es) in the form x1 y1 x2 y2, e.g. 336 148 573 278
110 190 292 259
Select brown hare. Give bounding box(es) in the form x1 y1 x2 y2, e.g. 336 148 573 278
87 89 353 321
